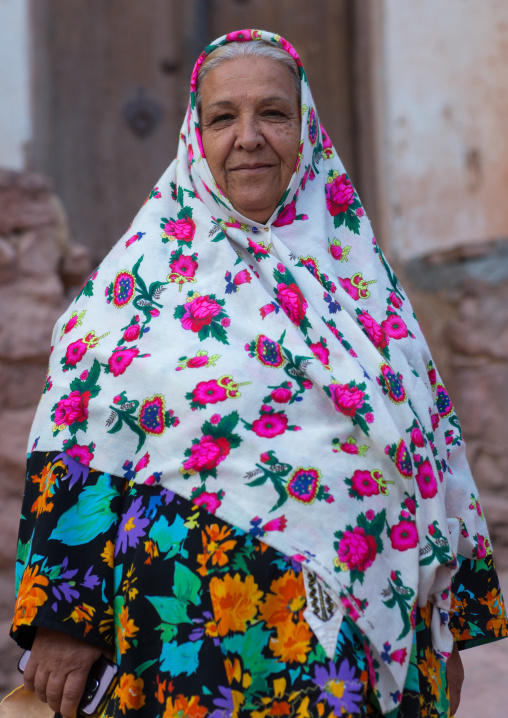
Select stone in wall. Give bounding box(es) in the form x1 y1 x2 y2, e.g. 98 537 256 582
0 167 91 698
405 238 508 563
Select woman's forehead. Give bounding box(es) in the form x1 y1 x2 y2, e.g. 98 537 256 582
200 57 299 109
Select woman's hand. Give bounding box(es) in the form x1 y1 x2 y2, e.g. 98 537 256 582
446 642 464 716
23 627 103 718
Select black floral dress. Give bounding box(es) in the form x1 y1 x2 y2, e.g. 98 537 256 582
11 452 508 718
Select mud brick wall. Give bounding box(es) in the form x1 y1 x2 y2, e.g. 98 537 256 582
0 168 90 695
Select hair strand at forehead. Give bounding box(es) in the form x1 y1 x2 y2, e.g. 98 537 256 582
196 40 301 116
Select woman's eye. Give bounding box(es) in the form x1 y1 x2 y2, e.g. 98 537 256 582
263 110 285 118
211 113 234 124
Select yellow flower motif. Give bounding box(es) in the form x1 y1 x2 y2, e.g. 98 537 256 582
122 564 138 601
114 673 145 714
67 602 95 632
197 523 237 577
209 573 263 636
102 540 115 568
144 539 159 565
417 646 443 701
116 603 139 655
269 620 312 664
13 565 49 628
30 461 63 517
259 570 306 628
162 694 208 718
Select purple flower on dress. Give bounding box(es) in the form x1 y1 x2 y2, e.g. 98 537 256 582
116 497 150 555
313 660 363 715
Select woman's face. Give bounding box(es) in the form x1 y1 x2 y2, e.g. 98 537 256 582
200 56 301 224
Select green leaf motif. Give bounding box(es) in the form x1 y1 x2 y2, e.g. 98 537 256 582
149 514 188 557
160 639 203 675
49 474 119 545
173 562 201 606
146 595 192 626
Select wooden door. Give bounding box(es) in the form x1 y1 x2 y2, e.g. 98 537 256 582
30 0 374 264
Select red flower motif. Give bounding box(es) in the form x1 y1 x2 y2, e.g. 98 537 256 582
65 339 88 367
192 491 222 513
390 521 418 551
170 254 198 277
276 283 308 326
108 347 140 377
325 174 355 216
65 443 94 466
163 218 196 243
191 380 227 406
410 427 425 448
381 314 408 339
309 341 330 366
357 311 388 349
416 460 438 499
270 387 292 403
180 295 222 333
339 277 360 301
54 390 91 426
350 470 379 497
123 324 141 342
183 435 231 472
187 354 210 368
251 412 288 438
328 383 365 417
338 527 377 572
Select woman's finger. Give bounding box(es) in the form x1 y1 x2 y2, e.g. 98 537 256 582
33 663 50 704
59 667 90 718
45 671 68 714
22 653 37 693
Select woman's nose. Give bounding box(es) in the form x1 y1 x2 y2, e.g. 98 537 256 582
234 115 265 151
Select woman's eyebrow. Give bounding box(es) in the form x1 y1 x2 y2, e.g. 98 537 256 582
204 96 293 111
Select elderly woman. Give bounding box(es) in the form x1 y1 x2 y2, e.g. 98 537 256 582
11 30 507 718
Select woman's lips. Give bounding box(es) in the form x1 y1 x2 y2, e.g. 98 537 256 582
230 164 274 173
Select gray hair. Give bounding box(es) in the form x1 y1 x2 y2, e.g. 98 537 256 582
196 40 301 117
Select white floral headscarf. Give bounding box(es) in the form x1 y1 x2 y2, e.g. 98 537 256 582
29 30 490 713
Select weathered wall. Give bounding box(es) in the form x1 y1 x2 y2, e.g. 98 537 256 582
379 0 508 261
0 168 90 695
0 0 31 170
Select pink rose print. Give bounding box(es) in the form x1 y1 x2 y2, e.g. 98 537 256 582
381 314 408 339
277 36 303 66
192 491 222 513
65 339 88 367
309 340 330 367
180 295 222 333
276 282 308 326
329 243 344 260
190 51 206 92
475 534 488 559
416 460 438 499
341 443 359 455
404 497 416 515
170 253 198 277
390 521 418 551
108 347 140 377
272 199 308 227
251 412 289 438
263 516 287 532
187 354 210 368
191 380 227 406
338 277 360 301
389 292 403 309
391 649 407 665
357 311 389 350
270 387 292 403
183 435 231 472
233 269 252 286
328 383 365 417
123 323 141 342
338 527 377 572
65 443 94 466
54 390 91 426
410 427 425 448
427 364 437 387
350 470 380 497
325 173 355 216
163 218 196 243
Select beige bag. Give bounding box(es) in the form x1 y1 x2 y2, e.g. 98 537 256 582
0 687 54 717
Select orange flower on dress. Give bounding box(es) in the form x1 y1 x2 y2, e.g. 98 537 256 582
13 565 49 627
114 673 146 714
116 603 139 654
259 570 306 628
480 588 508 636
144 539 159 565
269 620 312 663
209 573 263 636
30 460 63 517
68 603 95 634
162 694 208 718
102 540 115 568
417 646 443 701
196 523 237 577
